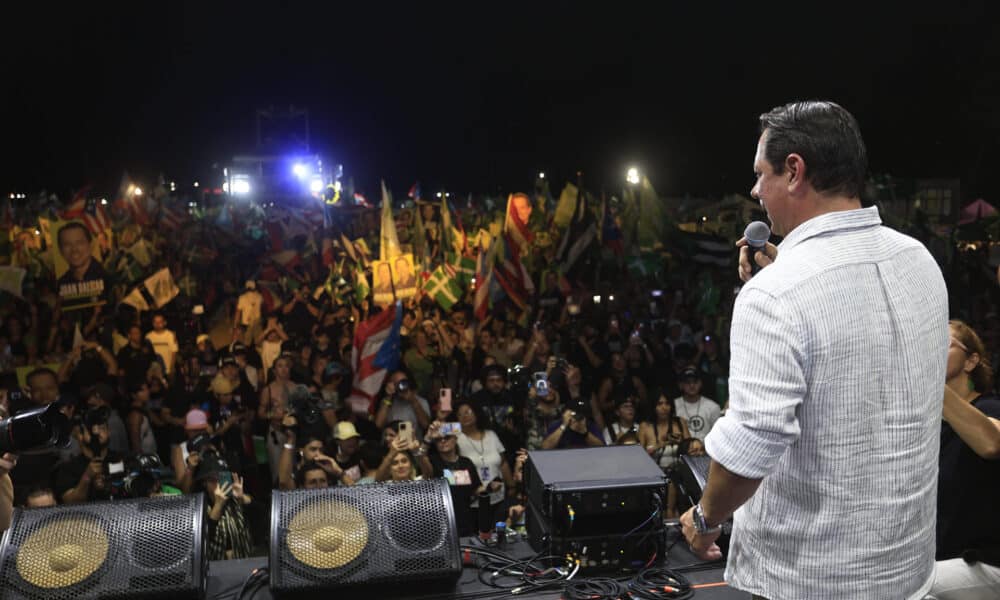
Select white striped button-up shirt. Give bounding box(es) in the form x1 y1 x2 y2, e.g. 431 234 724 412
705 206 948 600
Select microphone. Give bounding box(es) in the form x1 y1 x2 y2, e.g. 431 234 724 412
743 221 771 276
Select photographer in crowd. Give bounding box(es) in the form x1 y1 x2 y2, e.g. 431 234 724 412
54 406 122 504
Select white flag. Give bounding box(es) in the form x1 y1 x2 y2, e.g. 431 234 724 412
144 268 179 308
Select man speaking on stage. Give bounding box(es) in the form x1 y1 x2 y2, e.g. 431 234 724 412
680 101 948 599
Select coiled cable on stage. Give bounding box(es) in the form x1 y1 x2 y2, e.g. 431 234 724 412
562 576 628 600
627 567 693 600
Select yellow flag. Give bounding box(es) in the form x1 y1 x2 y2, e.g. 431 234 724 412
379 180 401 261
553 183 579 229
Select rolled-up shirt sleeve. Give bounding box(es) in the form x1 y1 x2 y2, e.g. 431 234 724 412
705 287 806 479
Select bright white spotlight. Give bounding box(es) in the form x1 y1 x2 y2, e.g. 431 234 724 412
626 167 640 185
133 187 143 196
293 163 308 178
222 182 230 193
233 179 251 195
100 198 108 205
193 181 200 188
538 172 545 179
310 178 324 194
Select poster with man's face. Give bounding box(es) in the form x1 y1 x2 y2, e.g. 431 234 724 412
392 253 418 300
53 220 108 311
372 259 395 308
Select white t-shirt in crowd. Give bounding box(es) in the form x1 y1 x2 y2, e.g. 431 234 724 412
146 329 179 374
236 290 263 327
673 395 721 441
456 430 505 506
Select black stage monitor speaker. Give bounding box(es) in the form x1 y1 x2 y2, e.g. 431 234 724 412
0 494 207 600
269 479 461 597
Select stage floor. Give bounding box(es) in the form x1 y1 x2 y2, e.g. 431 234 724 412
207 527 750 599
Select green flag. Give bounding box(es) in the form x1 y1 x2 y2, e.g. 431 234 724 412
447 253 476 288
353 262 370 305
423 266 463 310
412 203 428 267
627 253 661 278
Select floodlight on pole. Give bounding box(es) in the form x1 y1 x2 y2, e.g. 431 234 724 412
626 167 640 185
233 179 251 195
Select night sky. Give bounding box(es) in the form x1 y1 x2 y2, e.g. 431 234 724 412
5 3 999 203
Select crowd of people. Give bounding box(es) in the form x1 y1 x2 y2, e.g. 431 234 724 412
0 193 740 561
0 100 999 599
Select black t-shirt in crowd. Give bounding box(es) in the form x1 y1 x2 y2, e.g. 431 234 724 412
430 454 483 536
283 301 317 340
117 342 157 384
937 394 1000 564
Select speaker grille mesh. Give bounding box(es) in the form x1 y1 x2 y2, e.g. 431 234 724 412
0 495 204 600
271 479 460 593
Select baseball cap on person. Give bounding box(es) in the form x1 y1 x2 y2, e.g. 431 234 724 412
680 367 700 381
334 421 360 441
482 364 507 381
185 409 210 431
194 453 229 481
232 342 248 355
218 355 238 369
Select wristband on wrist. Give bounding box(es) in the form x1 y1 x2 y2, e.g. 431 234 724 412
693 503 722 535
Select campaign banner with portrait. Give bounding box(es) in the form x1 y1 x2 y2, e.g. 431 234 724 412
392 253 418 301
52 220 108 311
372 259 396 307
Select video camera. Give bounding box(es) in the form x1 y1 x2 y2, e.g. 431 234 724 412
0 402 72 455
110 453 174 499
286 384 331 431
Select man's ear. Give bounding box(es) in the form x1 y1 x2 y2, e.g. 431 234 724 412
785 153 807 194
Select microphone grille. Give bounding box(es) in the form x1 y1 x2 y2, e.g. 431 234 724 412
744 221 771 247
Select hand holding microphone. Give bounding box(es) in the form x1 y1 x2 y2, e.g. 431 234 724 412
736 221 778 282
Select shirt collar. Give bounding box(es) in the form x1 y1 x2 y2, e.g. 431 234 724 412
778 206 881 253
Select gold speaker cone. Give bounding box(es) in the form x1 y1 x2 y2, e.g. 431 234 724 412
17 516 110 589
287 501 368 569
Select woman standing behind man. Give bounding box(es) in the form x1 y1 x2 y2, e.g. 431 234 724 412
930 320 1000 599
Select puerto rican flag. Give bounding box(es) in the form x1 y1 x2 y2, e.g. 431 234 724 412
82 198 112 234
346 302 403 415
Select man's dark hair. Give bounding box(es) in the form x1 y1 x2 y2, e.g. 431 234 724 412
294 460 329 488
56 221 92 248
359 443 386 471
759 100 868 199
